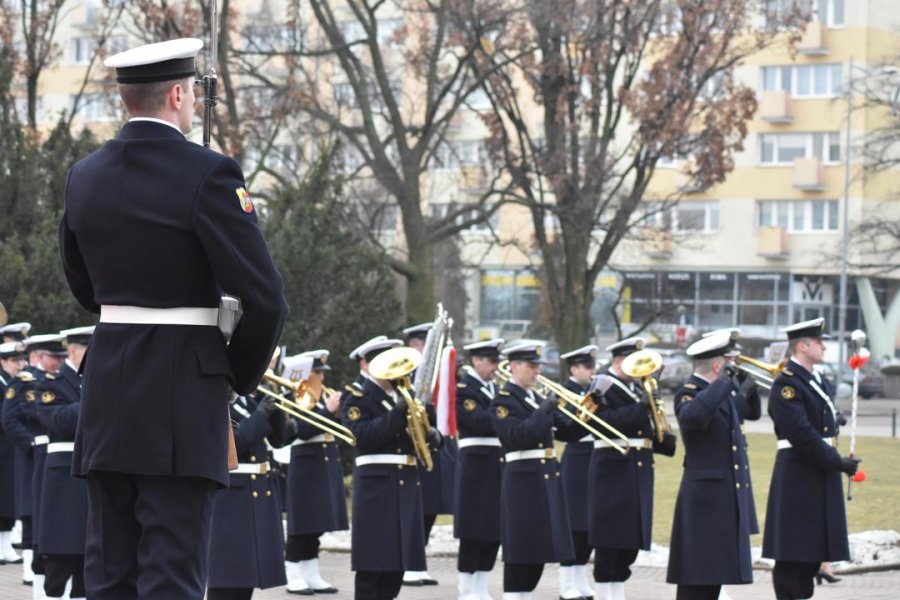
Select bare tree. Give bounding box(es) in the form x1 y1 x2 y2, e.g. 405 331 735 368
455 0 806 349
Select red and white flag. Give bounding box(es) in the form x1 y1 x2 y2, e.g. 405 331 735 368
433 345 458 437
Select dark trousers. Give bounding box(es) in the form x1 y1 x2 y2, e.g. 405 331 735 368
285 533 321 562
355 570 403 600
504 563 544 592
43 554 85 598
458 539 501 573
593 547 639 582
423 513 437 543
206 588 253 600
676 584 721 600
773 560 820 600
560 530 592 566
17 516 32 548
84 472 216 600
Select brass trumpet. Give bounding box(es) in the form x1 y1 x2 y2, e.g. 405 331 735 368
621 349 672 443
734 355 785 390
495 361 632 455
367 347 435 471
258 371 356 446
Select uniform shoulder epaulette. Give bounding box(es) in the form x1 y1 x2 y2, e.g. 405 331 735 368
683 383 697 390
16 372 36 382
498 390 511 396
344 385 363 397
781 368 794 377
457 382 467 389
44 373 56 380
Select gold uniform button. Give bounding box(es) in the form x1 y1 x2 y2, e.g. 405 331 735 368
538 443 544 449
266 490 272 497
397 465 402 469
324 457 329 462
735 483 740 489
556 472 560 478
544 474 549 480
252 491 258 498
250 474 257 481
250 456 256 463
732 445 737 452
500 458 505 463
637 461 643 467
540 459 546 465
637 430 642 436
322 443 327 448
416 481 421 486
397 448 402 453
824 426 829 432
745 465 749 470
734 465 739 471
399 480 405 486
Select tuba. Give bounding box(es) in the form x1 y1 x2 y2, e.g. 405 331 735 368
257 372 356 446
621 349 671 443
368 347 435 471
495 361 632 455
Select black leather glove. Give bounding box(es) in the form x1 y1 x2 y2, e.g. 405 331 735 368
653 432 677 457
256 395 278 417
836 411 848 427
285 419 300 438
539 395 557 414
638 391 652 408
721 363 738 380
391 394 408 414
426 427 443 449
735 367 749 384
738 374 757 397
839 456 861 476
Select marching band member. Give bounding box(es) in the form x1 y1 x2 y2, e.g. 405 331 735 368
34 327 94 600
341 337 430 600
454 338 505 600
490 342 583 600
557 345 599 600
402 323 453 587
0 332 29 565
206 378 290 600
589 338 676 600
666 333 756 600
283 350 347 595
762 318 858 600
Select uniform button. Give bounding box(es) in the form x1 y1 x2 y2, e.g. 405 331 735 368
745 465 749 470
252 491 259 498
538 443 544 449
734 465 739 471
324 456 329 462
540 459 546 465
400 480 405 486
397 448 402 453
397 465 402 470
637 430 642 436
732 445 737 451
637 461 643 467
322 444 327 448
556 472 560 478
735 483 740 489
250 474 257 481
250 456 256 463
416 481 421 486
824 427 829 432
266 490 272 497
544 474 549 480
500 458 505 463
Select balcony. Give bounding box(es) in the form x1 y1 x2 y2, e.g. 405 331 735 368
757 226 789 259
793 158 825 191
759 90 792 123
796 21 828 56
643 229 673 259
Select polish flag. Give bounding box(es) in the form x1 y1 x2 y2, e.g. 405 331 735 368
433 345 458 437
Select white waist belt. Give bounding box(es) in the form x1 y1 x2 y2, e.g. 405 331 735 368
458 437 502 449
47 442 74 453
100 305 218 327
231 462 270 475
33 435 49 446
777 437 836 450
505 448 555 462
355 454 417 467
577 435 594 443
594 438 652 450
295 433 334 445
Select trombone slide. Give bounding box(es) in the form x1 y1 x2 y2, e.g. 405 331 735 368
256 386 356 446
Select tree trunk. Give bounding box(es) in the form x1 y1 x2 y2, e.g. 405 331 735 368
27 72 38 130
404 239 435 324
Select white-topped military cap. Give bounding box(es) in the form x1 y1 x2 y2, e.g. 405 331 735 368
502 341 545 364
402 323 433 341
686 333 732 360
463 338 505 359
781 317 829 340
298 349 331 371
0 322 31 340
105 38 203 84
24 333 67 354
605 337 645 357
702 328 741 356
0 342 27 358
349 335 386 360
60 326 95 346
560 344 599 366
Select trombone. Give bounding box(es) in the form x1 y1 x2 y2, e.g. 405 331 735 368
257 371 356 446
733 355 785 390
622 349 672 443
495 361 632 455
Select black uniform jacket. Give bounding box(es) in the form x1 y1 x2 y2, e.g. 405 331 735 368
588 372 656 551
342 376 426 572
35 362 87 554
286 391 349 535
58 120 288 487
667 374 755 585
0 369 18 519
453 369 503 541
1 367 43 517
208 394 288 589
490 381 581 565
762 360 849 562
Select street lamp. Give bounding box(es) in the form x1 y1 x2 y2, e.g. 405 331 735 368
838 59 898 375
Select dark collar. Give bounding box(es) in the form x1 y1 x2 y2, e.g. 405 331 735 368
118 120 187 142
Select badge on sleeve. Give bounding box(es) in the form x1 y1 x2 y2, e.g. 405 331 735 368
25 391 35 403
5 388 14 400
463 399 477 412
347 406 361 421
41 391 55 404
781 386 795 400
495 406 509 419
235 187 254 214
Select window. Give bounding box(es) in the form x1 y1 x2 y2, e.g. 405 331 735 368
71 94 120 122
376 19 404 47
757 200 839 232
759 132 840 164
71 37 97 64
243 22 300 53
644 201 720 233
429 203 498 232
434 140 486 169
761 64 842 97
813 0 845 27
480 269 541 322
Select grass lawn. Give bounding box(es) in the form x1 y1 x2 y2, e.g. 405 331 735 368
650 433 900 546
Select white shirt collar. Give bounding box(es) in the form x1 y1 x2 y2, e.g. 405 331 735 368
464 365 492 387
694 372 715 384
129 117 185 136
65 359 78 373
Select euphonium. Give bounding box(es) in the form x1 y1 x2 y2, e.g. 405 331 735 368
495 361 632 455
621 349 671 443
367 347 434 471
258 371 356 446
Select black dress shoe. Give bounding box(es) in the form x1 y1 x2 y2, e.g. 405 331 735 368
816 569 841 584
421 578 438 585
287 587 315 595
311 585 338 594
401 579 424 587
